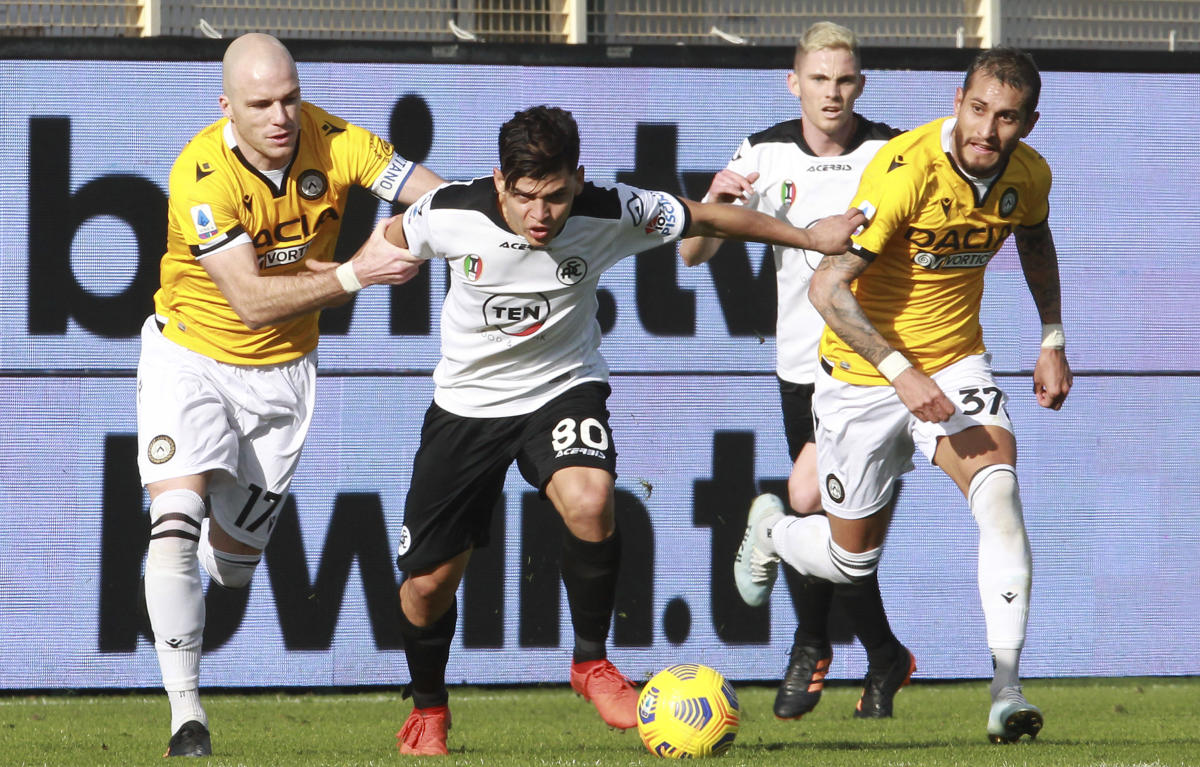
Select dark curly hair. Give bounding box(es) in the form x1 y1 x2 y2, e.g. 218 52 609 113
497 106 581 190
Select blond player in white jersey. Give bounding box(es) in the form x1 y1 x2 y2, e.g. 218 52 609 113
137 33 442 757
682 21 915 723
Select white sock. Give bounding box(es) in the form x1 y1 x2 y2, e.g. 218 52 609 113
771 515 878 584
168 683 208 733
198 529 262 589
969 465 1031 675
144 489 207 727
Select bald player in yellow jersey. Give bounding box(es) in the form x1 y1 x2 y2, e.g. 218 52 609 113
136 33 439 757
735 48 1071 744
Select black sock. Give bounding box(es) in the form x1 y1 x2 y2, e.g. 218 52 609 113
787 574 835 647
836 571 899 666
398 597 457 709
560 528 621 663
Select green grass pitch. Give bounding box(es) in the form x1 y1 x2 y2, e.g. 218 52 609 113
1 677 1197 766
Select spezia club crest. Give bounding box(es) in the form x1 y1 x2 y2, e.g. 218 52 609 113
999 187 1019 217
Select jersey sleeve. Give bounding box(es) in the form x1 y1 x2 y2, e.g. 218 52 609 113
621 185 690 249
723 138 768 214
848 148 922 260
399 187 439 261
329 115 416 204
168 151 248 258
1019 150 1052 227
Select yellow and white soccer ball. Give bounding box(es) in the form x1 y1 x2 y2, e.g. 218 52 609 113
636 664 740 758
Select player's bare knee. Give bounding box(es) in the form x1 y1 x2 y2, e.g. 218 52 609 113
555 487 613 536
146 489 206 565
787 483 822 515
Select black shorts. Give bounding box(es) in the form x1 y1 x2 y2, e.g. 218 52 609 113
395 381 617 575
778 376 816 462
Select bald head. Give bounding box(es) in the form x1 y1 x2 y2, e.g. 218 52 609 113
222 33 297 101
218 33 302 171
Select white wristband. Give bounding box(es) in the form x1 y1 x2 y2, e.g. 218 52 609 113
335 261 362 294
1040 322 1065 349
876 351 913 383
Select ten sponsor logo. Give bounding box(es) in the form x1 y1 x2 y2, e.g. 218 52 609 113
396 525 412 557
482 293 551 336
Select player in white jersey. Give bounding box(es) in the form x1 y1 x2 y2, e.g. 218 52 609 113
136 33 442 757
375 105 865 755
682 22 914 721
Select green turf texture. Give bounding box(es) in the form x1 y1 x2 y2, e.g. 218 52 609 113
1 678 1196 766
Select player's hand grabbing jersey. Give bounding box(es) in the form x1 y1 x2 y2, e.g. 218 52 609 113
158 101 415 365
726 117 898 384
820 117 1052 385
402 177 688 417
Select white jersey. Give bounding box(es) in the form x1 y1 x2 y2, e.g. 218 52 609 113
726 116 899 383
402 176 689 417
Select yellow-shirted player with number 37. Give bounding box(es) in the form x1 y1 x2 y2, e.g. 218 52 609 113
734 47 1072 744
136 32 442 757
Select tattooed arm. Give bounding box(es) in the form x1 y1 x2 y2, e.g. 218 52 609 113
1014 220 1072 410
809 251 956 423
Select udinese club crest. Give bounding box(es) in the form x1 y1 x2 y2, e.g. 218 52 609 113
297 169 328 200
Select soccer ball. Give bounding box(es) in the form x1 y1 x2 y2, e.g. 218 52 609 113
636 664 740 758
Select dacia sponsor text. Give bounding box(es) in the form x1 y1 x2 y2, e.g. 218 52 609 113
904 223 1012 253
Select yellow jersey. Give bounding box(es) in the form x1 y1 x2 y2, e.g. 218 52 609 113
819 117 1052 385
156 101 414 365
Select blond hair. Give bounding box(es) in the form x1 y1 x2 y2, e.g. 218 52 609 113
794 21 860 70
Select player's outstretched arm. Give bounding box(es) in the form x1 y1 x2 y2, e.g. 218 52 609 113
201 215 420 329
682 198 863 255
396 164 445 206
1014 220 1072 410
809 251 955 423
678 169 759 266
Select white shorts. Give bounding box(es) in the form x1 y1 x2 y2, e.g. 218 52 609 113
813 353 1013 520
136 316 317 549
